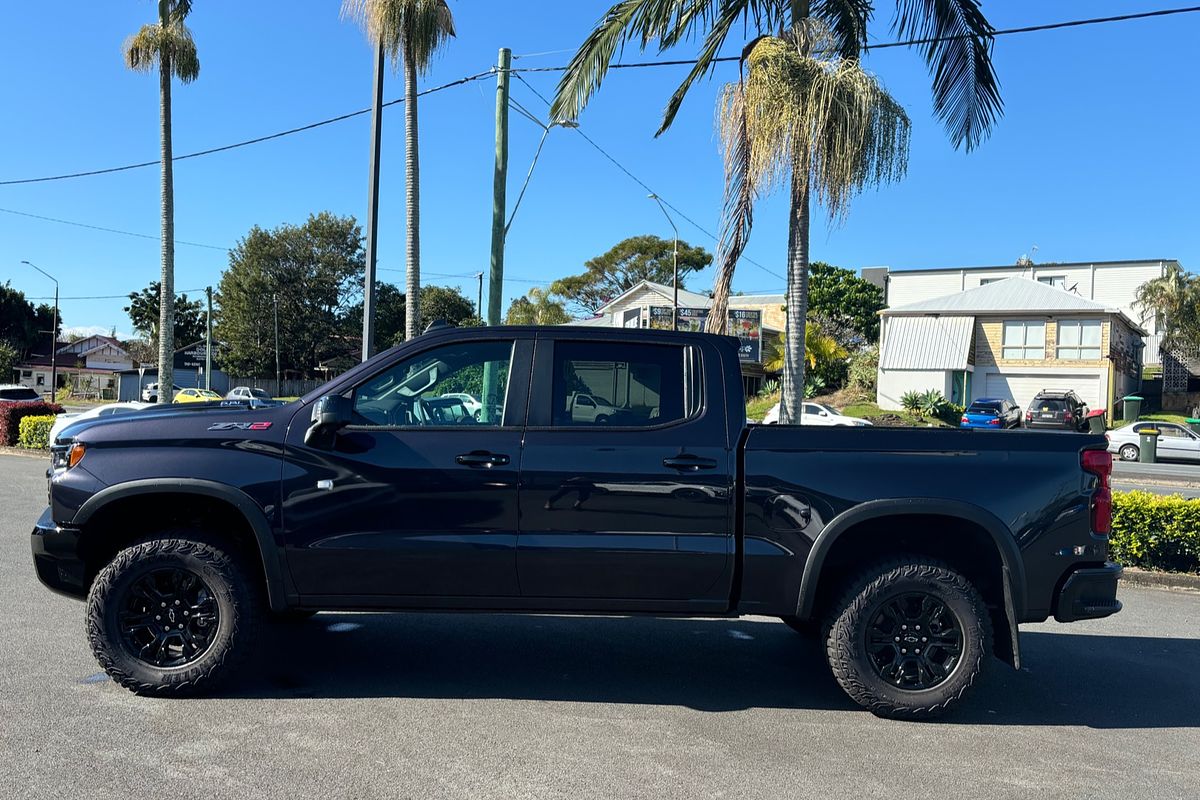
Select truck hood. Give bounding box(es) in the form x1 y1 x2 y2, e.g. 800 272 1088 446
58 400 301 447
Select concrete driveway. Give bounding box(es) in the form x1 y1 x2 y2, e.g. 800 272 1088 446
1 453 1197 800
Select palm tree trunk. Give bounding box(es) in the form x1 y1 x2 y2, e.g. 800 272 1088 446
779 165 810 424
157 45 175 403
402 50 421 340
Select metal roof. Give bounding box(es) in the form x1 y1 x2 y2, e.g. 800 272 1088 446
880 315 975 370
885 258 1178 275
593 280 718 314
885 276 1137 316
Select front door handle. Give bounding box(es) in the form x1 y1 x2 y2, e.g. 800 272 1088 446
662 455 718 471
456 451 510 468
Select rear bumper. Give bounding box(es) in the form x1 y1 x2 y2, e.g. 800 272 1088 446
30 507 87 601
1054 561 1123 622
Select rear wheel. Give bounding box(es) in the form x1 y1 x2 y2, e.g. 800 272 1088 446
1118 443 1139 461
824 558 990 719
86 533 262 696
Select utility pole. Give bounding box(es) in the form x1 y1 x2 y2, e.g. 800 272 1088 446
477 272 484 320
273 292 281 392
362 40 385 361
648 195 680 329
21 260 58 398
487 47 511 326
204 286 212 391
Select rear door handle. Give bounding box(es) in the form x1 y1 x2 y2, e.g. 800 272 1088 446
662 455 718 471
455 451 510 467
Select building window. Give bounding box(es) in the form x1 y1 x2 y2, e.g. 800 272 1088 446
1001 321 1045 360
979 278 1004 286
1057 320 1102 360
1037 275 1067 289
36 375 45 386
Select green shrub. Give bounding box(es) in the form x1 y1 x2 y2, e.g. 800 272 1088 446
0 400 64 445
938 402 966 427
900 390 923 414
758 379 780 398
846 345 878 399
919 389 947 418
1111 490 1200 574
17 414 55 450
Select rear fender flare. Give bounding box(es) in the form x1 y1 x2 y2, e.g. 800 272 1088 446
796 498 1026 622
72 479 288 612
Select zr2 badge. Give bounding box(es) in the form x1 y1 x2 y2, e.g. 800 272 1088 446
207 421 273 431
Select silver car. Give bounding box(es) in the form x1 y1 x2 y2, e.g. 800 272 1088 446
1107 421 1200 462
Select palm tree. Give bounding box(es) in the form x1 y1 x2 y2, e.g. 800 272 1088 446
342 0 456 340
762 317 847 373
124 0 199 403
552 0 1001 422
1136 262 1200 355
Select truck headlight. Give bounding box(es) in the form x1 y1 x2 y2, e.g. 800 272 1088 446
51 442 86 471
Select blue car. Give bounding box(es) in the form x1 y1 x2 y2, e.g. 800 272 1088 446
960 397 1022 429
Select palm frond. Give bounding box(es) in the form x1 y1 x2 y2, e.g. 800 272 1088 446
741 34 911 222
550 0 654 124
810 0 870 59
708 81 754 332
123 20 199 83
657 0 751 134
892 0 1001 151
341 0 456 74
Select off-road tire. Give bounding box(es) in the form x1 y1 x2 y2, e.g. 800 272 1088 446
86 533 262 696
824 557 990 719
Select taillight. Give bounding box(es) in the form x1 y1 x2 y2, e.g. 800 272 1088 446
1081 448 1112 535
1025 410 1033 421
961 416 969 424
1064 412 1074 423
988 418 1000 426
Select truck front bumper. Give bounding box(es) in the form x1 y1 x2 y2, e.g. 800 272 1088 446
31 507 87 600
1053 561 1122 622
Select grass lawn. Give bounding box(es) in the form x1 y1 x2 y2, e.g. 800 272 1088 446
746 391 779 423
841 402 954 428
1133 412 1191 425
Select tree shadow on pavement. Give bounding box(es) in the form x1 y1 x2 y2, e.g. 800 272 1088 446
228 613 1200 727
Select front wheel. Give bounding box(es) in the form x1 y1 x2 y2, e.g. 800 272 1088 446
1118 444 1139 461
824 558 990 719
86 533 262 696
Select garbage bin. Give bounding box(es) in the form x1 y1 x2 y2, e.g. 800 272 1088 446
1122 395 1143 421
1188 418 1200 435
1084 409 1107 434
1138 428 1159 464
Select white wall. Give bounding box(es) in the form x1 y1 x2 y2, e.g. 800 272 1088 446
877 369 952 410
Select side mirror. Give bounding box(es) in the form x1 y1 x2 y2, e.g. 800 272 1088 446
304 395 353 448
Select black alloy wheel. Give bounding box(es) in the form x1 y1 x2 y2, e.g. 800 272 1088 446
118 567 220 668
864 592 963 691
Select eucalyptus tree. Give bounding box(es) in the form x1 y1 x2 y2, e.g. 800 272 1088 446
123 0 200 402
552 0 1001 422
342 0 456 340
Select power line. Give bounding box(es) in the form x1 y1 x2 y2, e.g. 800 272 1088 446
512 72 784 281
0 71 493 187
5 6 1193 189
25 288 207 301
0 206 227 250
508 5 1200 73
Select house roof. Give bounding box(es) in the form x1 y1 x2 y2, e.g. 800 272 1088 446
885 259 1178 276
880 316 975 371
593 280 714 314
883 277 1148 334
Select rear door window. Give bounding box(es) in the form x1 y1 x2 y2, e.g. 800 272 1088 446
550 341 698 428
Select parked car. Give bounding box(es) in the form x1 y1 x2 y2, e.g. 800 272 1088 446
49 402 153 444
1024 389 1089 431
763 401 872 426
440 392 484 420
32 326 1121 718
225 386 274 403
0 384 43 401
141 383 181 403
960 398 1022 429
173 388 224 404
1107 421 1200 462
567 392 620 424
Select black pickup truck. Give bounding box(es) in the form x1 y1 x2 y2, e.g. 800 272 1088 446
31 325 1122 717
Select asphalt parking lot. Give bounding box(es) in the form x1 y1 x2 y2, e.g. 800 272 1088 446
1 452 1198 800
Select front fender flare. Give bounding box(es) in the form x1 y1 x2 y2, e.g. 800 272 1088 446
72 478 288 612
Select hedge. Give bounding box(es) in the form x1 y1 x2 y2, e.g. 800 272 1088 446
17 415 55 450
1111 490 1200 574
0 401 64 446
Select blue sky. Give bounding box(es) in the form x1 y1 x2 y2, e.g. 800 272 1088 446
1 1 1197 338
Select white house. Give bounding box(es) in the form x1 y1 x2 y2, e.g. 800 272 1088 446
14 334 134 399
877 278 1146 421
878 259 1176 365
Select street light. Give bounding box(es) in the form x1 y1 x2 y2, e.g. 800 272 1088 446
20 260 58 399
647 194 679 329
